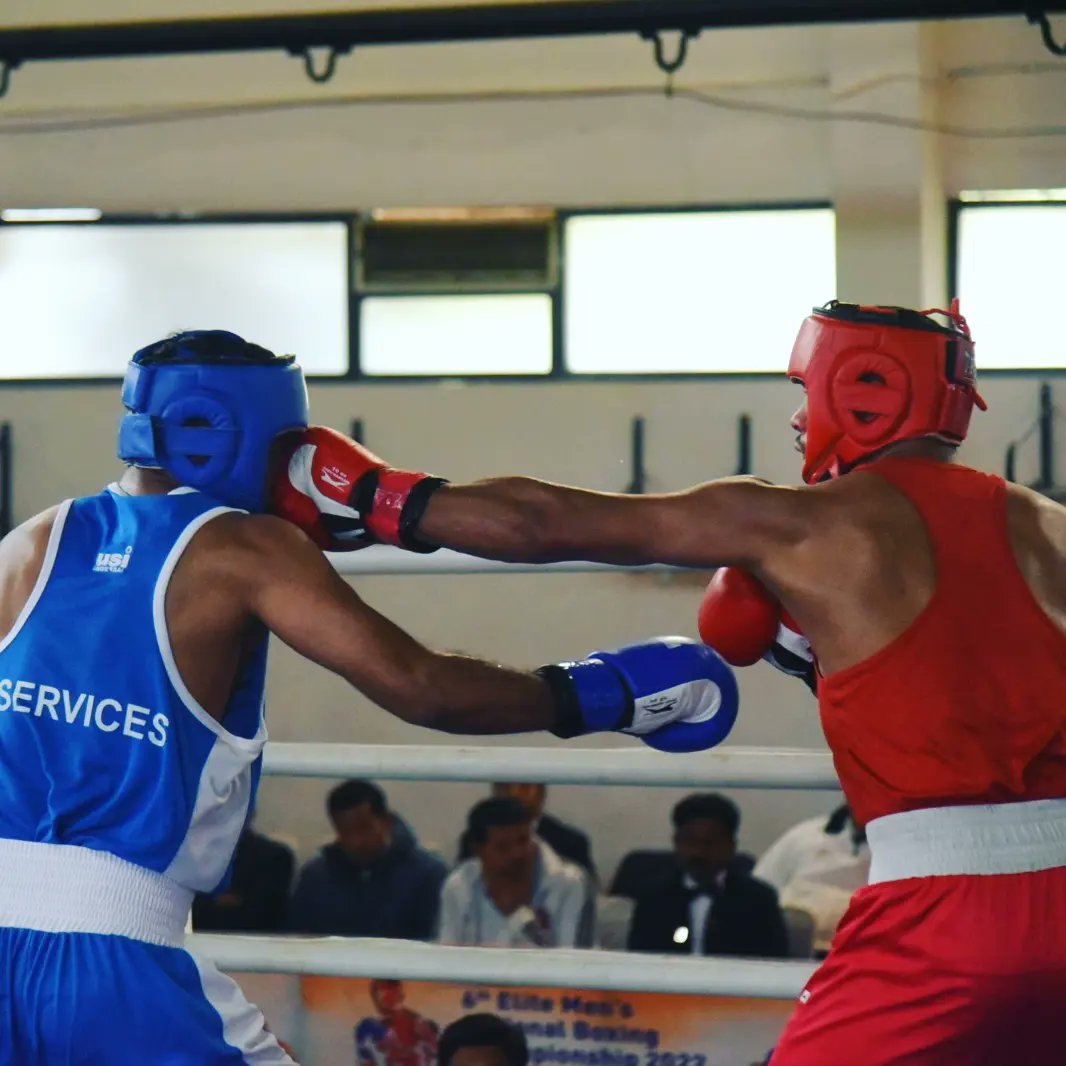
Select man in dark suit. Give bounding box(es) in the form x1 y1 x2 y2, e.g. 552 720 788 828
458 783 595 879
628 793 788 958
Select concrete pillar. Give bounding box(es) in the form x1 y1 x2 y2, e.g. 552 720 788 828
829 22 947 309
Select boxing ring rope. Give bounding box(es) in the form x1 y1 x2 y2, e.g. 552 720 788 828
227 552 830 1002
262 744 839 791
189 935 817 1000
201 745 833 999
330 546 675 576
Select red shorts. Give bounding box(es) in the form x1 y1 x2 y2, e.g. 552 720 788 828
772 809 1066 1064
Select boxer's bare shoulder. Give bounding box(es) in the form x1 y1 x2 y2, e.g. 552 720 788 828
157 511 271 723
1004 482 1066 635
0 506 63 641
757 468 939 675
763 464 1066 674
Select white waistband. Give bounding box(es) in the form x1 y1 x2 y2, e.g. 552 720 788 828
0 839 193 947
866 799 1066 884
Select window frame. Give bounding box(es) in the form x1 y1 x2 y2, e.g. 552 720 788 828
947 197 1066 377
0 202 833 387
357 199 832 383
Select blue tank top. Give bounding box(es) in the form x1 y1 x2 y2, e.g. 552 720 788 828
0 485 268 893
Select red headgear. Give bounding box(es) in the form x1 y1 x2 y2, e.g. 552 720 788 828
788 300 987 484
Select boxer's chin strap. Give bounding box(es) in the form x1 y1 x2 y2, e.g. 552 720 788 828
918 298 971 339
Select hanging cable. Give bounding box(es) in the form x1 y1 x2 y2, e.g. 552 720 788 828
4 85 1066 140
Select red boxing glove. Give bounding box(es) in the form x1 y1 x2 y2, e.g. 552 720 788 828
270 426 447 552
697 567 781 666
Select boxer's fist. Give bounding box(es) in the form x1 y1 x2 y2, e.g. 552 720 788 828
765 610 818 695
540 637 738 754
698 567 781 666
698 567 818 695
271 426 378 551
271 426 447 553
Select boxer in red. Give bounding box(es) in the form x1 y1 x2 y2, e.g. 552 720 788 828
275 300 1066 1063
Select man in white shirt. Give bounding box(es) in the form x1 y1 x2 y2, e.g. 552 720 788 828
753 804 870 955
457 783 596 879
438 797 595 948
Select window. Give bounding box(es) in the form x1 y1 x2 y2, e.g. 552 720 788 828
356 212 556 377
564 207 835 374
954 202 1066 370
0 221 349 379
359 294 553 376
0 207 845 380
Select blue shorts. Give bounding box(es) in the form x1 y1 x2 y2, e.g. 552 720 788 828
0 926 294 1065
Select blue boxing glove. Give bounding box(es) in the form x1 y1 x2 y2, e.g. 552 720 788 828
539 636 738 754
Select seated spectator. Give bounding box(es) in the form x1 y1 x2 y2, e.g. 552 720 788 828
458 783 595 878
753 803 870 954
438 1014 528 1066
439 797 594 947
628 793 788 958
356 978 439 1066
192 819 295 933
288 780 446 939
608 849 679 900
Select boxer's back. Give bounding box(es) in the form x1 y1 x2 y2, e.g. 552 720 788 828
0 485 268 894
785 455 1066 825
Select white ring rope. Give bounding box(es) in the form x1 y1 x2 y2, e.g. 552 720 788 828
190 935 816 1000
331 546 677 576
263 744 839 790
224 749 832 996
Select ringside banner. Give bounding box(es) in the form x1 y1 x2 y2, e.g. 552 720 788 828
236 973 791 1066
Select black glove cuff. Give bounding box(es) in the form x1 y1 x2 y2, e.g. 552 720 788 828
349 468 379 527
398 477 449 554
535 664 585 739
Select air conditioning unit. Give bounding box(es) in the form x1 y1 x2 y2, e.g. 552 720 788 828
357 209 557 292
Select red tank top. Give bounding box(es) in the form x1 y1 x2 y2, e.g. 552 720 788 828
819 456 1066 826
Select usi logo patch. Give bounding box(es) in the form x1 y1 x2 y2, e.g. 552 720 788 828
93 545 133 574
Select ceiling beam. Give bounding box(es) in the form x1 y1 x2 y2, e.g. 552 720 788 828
1 2 1063 64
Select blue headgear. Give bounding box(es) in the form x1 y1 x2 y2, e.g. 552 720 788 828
117 330 310 512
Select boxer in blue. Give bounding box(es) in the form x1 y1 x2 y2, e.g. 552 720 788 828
0 330 736 1065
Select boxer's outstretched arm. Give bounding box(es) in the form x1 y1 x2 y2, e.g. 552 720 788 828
218 514 556 735
271 427 813 570
417 476 813 570
207 514 738 752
